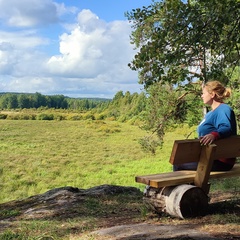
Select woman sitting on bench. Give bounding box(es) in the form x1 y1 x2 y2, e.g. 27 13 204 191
174 80 237 172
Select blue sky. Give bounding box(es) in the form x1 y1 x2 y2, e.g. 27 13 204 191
0 0 153 98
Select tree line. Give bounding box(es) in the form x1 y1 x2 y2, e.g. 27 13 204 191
0 92 110 110
0 91 148 122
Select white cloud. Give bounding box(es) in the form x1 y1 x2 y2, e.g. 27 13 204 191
47 10 136 79
0 30 49 49
0 0 60 27
0 1 140 98
0 30 49 77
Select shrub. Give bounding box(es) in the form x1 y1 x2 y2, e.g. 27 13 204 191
6 114 19 120
95 113 106 120
98 125 121 133
0 114 7 119
37 113 54 120
53 114 66 121
18 114 36 120
82 113 95 120
67 114 83 120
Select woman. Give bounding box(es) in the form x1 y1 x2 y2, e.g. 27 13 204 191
174 80 237 171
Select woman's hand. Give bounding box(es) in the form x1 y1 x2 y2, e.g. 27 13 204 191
200 134 215 145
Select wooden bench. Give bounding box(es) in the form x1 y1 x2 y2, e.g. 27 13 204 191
136 135 240 218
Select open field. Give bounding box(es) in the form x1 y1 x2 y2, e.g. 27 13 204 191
1 119 239 203
0 119 190 203
0 119 239 239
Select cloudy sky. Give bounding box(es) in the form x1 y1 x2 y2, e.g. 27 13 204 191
0 0 152 99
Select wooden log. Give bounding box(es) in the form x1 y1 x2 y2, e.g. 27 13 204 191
143 184 209 219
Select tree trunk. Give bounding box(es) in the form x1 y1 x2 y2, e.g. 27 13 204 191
143 184 209 219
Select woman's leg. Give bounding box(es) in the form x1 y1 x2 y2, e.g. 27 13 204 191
211 160 234 171
173 162 198 171
173 160 233 171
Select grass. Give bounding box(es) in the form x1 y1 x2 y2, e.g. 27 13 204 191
0 119 239 203
0 119 184 203
0 119 239 239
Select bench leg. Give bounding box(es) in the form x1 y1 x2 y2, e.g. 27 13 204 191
144 184 209 219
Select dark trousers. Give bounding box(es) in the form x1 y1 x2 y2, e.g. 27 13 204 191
173 160 234 172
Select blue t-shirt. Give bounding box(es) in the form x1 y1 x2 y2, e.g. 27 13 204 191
197 104 237 138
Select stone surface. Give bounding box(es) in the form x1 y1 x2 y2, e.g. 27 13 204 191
91 223 220 240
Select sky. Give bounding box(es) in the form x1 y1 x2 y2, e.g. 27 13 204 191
0 0 153 99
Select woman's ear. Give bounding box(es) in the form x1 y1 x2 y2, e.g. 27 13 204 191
211 91 216 99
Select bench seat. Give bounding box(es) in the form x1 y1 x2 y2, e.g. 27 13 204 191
136 163 240 188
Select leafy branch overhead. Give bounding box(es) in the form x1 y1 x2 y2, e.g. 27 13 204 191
126 0 240 152
126 0 240 87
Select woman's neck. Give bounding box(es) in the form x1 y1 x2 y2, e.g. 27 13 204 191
211 101 222 111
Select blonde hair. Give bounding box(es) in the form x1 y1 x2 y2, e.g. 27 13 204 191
204 81 231 102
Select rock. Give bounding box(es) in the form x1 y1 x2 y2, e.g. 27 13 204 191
84 184 141 196
0 185 141 220
91 223 221 240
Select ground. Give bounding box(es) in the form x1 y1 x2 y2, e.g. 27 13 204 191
0 185 239 239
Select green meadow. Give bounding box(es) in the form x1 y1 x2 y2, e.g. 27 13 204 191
0 119 238 204
0 119 183 203
0 119 239 239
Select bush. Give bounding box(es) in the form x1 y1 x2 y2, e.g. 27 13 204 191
82 113 95 120
98 125 121 133
0 114 7 119
53 114 66 121
37 113 54 120
6 114 19 120
95 113 106 120
67 114 83 120
18 114 36 120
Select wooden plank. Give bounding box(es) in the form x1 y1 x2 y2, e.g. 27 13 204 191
136 171 196 188
209 163 240 179
149 174 195 188
212 136 240 159
169 136 240 165
135 164 240 188
169 139 201 165
194 144 216 193
136 171 195 184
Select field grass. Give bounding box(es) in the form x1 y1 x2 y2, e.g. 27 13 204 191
0 119 194 203
1 119 239 204
0 119 239 239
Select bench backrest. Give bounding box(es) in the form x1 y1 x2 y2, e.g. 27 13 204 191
169 135 240 165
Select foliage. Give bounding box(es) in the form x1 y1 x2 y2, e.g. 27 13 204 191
0 92 110 110
126 0 240 86
228 67 240 130
105 91 147 122
0 91 148 125
125 0 240 144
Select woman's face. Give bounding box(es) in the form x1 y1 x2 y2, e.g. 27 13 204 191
201 87 214 105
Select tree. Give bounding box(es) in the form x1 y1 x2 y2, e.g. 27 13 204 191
126 0 240 150
32 92 46 108
18 94 31 109
3 93 18 109
126 0 240 86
